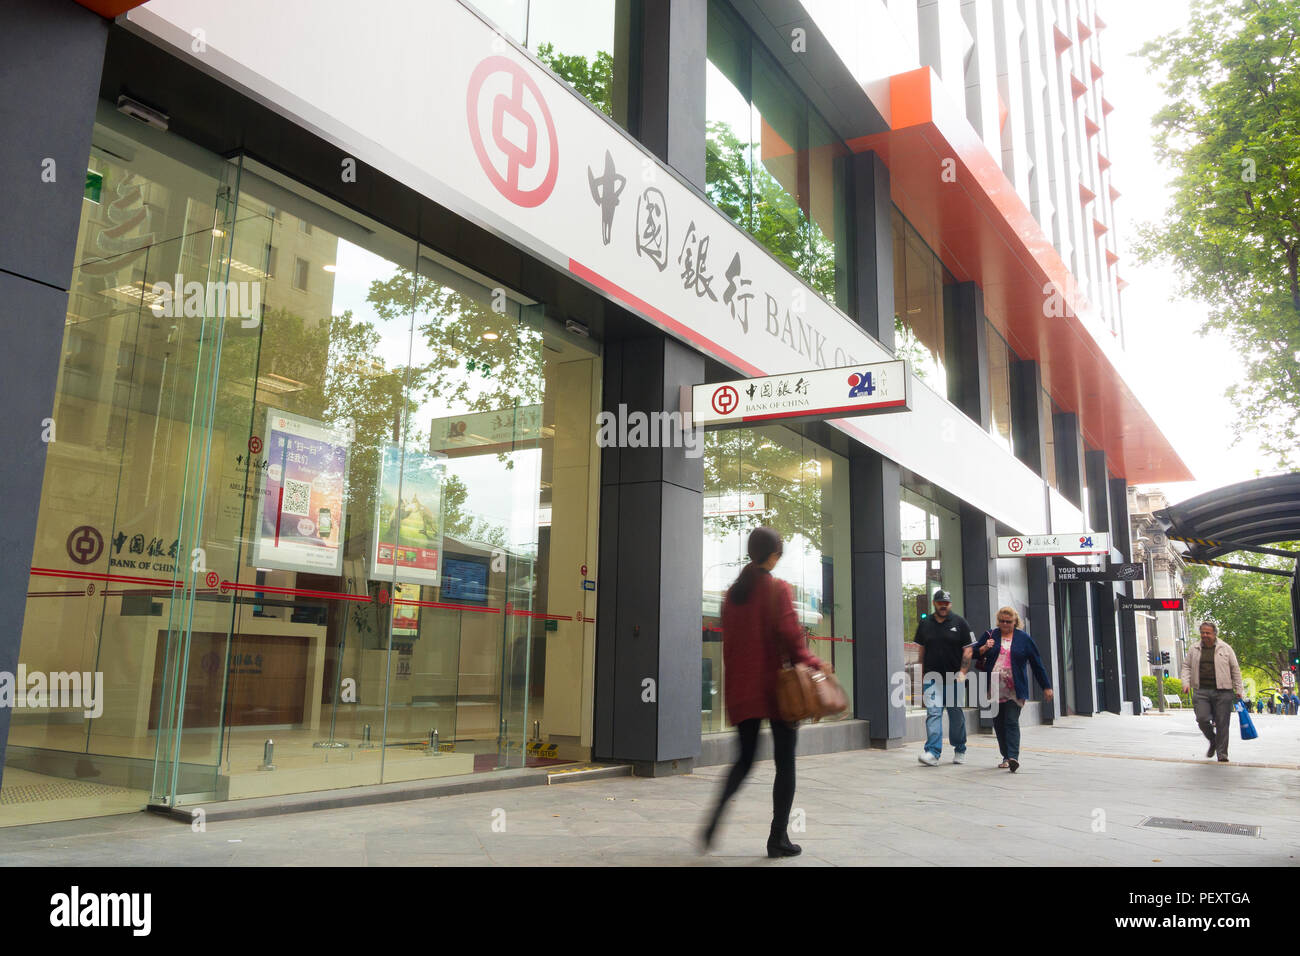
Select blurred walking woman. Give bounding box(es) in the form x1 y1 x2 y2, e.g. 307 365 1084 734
973 606 1052 773
701 526 823 857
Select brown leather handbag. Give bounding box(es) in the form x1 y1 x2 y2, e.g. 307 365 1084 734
770 580 849 722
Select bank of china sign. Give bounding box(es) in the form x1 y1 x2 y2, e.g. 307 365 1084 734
131 0 895 386
691 361 909 427
996 534 1110 558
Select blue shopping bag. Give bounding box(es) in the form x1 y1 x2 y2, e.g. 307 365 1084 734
1235 700 1258 740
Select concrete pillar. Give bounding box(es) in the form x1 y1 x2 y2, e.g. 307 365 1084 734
593 337 703 774
0 0 109 785
945 281 991 427
635 0 708 190
849 448 904 746
1110 475 1141 714
1053 411 1085 512
1086 448 1121 714
851 151 894 347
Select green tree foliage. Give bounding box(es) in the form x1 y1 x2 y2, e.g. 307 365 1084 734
1138 0 1300 465
535 42 615 118
1183 549 1298 682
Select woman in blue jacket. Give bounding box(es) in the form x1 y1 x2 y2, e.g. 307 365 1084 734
973 606 1053 773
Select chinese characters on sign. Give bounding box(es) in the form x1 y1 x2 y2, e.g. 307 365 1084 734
690 361 910 428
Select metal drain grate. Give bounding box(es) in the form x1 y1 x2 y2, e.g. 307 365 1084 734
1140 817 1261 837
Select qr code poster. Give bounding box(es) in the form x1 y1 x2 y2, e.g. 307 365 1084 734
251 407 351 575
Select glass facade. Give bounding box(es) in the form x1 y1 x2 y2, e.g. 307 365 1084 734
700 427 853 734
986 321 1015 455
704 0 853 310
899 487 964 709
470 0 636 130
1041 389 1058 488
5 106 601 825
892 208 955 397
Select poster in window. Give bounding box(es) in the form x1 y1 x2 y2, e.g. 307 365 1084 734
371 444 446 587
250 408 350 575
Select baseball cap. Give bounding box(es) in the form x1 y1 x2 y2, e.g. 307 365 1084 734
933 589 951 603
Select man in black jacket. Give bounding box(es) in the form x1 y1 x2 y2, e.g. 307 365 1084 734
915 589 975 766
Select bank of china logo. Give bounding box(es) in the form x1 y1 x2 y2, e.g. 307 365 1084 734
466 56 559 207
846 370 876 398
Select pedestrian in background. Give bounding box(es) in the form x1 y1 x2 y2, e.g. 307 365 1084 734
1179 621 1243 762
914 588 975 766
972 607 1053 773
701 526 824 858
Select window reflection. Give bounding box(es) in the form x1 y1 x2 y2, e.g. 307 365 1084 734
705 0 852 310
701 427 853 734
892 209 954 396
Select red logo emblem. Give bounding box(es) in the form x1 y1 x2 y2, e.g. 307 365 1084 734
467 56 559 208
67 526 104 565
249 435 263 455
205 571 220 589
1008 537 1024 553
711 386 739 416
912 541 927 556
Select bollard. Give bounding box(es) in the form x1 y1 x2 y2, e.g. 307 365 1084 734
362 724 371 745
533 719 540 741
427 728 439 755
258 738 276 771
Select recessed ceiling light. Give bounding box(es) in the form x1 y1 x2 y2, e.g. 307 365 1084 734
322 264 337 272
482 331 500 340
212 228 225 237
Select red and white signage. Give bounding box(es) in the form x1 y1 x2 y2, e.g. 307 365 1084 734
902 539 936 560
691 361 909 427
703 493 767 517
997 533 1110 558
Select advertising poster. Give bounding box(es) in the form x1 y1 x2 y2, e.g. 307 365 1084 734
251 408 350 575
371 444 446 587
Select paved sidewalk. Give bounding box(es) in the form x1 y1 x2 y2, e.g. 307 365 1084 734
2 711 1297 866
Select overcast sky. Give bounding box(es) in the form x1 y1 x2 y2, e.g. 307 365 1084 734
1098 0 1284 504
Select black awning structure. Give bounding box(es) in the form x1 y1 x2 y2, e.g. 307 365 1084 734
1155 473 1300 560
1154 473 1300 648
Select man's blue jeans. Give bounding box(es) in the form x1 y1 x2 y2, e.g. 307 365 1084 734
923 677 967 757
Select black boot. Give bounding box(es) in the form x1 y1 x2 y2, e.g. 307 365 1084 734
767 829 802 858
700 805 724 853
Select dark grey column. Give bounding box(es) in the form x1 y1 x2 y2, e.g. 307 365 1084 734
1067 582 1097 713
944 282 991 426
1027 557 1057 718
1011 359 1046 476
1110 476 1141 714
960 504 998 726
849 449 904 746
1086 449 1121 714
1053 411 1085 511
593 337 704 775
635 0 708 190
851 151 893 347
0 0 108 786
960 505 998 635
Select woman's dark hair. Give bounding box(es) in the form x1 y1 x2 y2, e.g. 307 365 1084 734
727 526 783 605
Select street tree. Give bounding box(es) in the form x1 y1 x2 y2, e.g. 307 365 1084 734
1138 0 1300 466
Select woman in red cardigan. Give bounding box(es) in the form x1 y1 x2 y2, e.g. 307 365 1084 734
701 526 823 858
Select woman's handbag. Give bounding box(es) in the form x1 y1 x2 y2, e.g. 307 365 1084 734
770 580 848 721
1234 699 1258 740
776 660 848 722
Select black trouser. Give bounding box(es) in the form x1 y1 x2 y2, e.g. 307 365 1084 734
711 717 798 837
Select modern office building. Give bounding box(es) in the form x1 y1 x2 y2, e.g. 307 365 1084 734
1 0 1191 825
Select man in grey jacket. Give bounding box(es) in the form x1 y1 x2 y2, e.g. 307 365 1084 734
1180 621 1244 762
